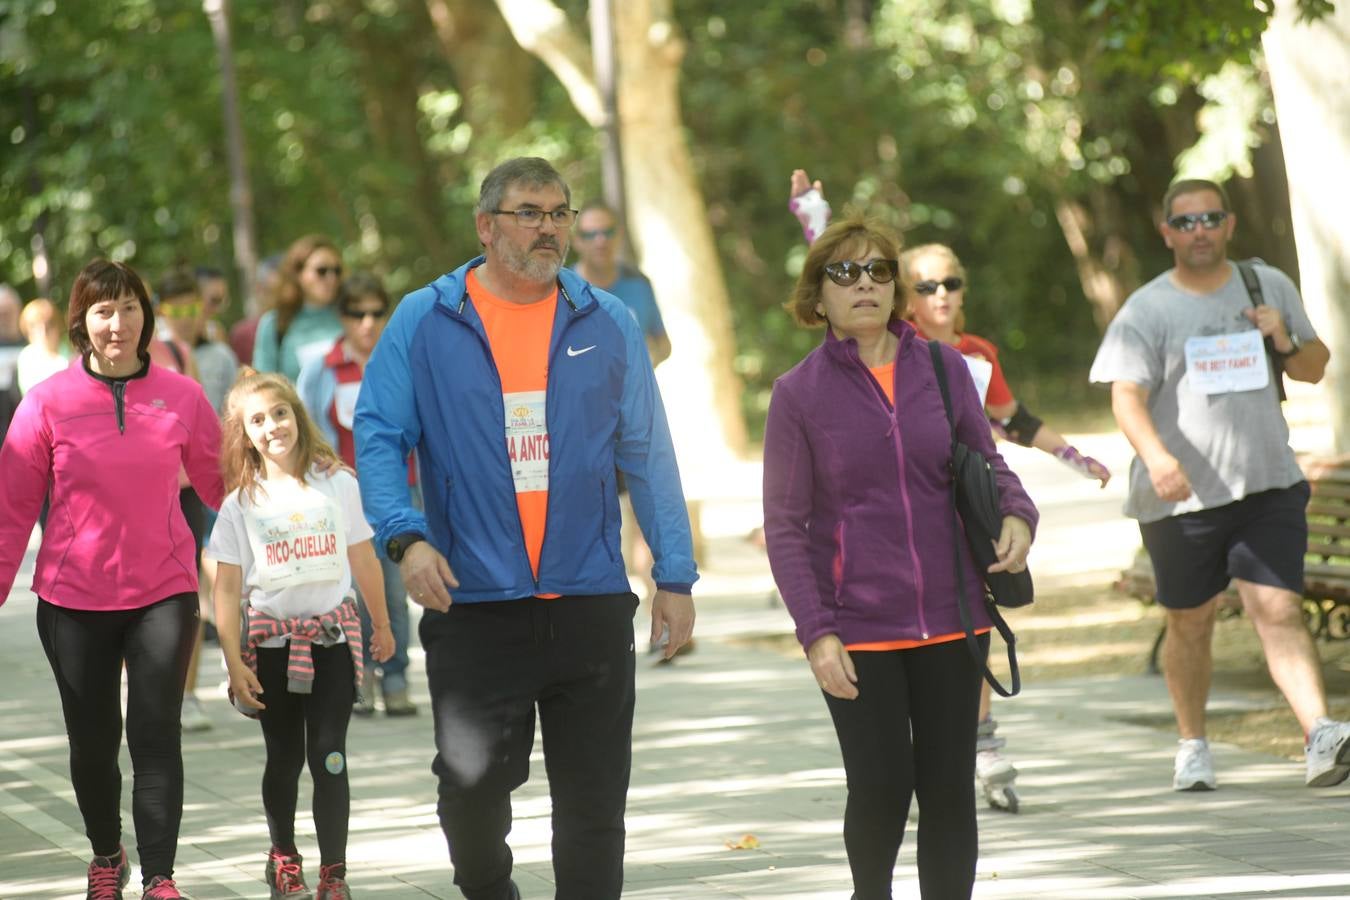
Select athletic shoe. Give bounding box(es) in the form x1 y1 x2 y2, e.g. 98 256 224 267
141 876 189 899
315 863 351 900
180 696 212 733
382 687 418 717
265 848 311 898
86 845 130 899
1305 717 1350 787
1173 738 1216 791
353 689 377 717
976 747 1017 786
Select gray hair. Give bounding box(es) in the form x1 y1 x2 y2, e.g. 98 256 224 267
477 157 571 214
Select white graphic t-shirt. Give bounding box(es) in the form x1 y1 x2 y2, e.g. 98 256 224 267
207 470 373 647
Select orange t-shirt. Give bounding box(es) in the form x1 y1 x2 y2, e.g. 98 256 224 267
855 360 990 651
468 270 556 584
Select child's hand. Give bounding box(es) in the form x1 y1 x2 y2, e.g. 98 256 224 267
228 663 266 710
370 624 396 663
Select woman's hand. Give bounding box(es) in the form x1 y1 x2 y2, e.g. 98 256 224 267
987 516 1032 574
369 623 396 663
227 660 266 710
806 634 859 700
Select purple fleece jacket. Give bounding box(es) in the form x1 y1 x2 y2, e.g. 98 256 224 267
763 320 1038 651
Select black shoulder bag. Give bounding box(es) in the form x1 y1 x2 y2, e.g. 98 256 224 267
929 340 1032 698
1235 258 1286 402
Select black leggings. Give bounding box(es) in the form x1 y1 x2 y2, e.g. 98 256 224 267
254 642 355 865
36 594 198 883
823 636 986 900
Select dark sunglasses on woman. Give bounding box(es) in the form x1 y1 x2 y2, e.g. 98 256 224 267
913 277 964 295
823 259 899 287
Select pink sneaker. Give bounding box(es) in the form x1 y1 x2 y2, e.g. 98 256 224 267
86 845 130 900
265 847 312 898
141 875 189 899
315 863 351 900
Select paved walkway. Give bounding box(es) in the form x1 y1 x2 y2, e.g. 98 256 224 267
4 436 1350 899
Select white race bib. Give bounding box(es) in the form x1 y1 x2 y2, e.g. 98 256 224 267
243 484 345 590
504 390 549 493
334 381 360 430
1184 330 1269 395
962 355 994 408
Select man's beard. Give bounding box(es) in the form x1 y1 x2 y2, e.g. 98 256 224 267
497 232 567 283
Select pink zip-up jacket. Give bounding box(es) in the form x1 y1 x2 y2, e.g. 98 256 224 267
763 320 1038 651
0 357 224 610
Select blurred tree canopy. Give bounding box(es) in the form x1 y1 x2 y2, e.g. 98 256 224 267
0 0 1322 439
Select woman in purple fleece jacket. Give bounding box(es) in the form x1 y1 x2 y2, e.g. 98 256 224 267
763 215 1037 899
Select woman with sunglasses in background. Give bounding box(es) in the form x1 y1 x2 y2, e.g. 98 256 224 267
253 235 346 382
763 213 1037 898
790 169 1109 812
298 272 421 719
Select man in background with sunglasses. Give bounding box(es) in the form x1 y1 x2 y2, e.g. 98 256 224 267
1091 177 1343 792
570 201 682 650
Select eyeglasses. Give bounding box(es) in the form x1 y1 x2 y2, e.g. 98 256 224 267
1166 211 1229 232
310 265 344 278
912 277 964 296
341 308 386 321
578 227 617 241
823 259 899 287
490 208 578 229
158 301 202 319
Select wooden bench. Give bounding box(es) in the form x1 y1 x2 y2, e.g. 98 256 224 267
1115 455 1350 673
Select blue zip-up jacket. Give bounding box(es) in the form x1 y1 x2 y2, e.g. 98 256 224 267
354 258 697 603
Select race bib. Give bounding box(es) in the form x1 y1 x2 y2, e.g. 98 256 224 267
243 485 345 590
504 390 549 493
1184 330 1269 395
333 381 360 430
962 355 994 408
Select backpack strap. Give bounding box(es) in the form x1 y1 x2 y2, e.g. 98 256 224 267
1235 259 1286 402
929 341 1021 698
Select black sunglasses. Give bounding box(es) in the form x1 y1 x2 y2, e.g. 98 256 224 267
578 227 617 241
1166 211 1229 233
341 307 387 321
311 265 344 278
913 277 964 295
823 259 899 287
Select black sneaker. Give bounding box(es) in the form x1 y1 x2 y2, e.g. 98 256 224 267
86 846 130 900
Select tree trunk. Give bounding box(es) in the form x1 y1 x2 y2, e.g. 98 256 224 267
203 0 257 302
492 0 749 487
1262 1 1349 451
424 0 537 140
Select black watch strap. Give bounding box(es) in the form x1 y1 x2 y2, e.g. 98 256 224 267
386 532 425 563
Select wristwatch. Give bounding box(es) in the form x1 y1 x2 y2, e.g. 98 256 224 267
1274 334 1303 358
385 532 426 563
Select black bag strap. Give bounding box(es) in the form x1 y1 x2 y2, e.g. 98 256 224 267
1235 259 1286 402
929 341 1021 698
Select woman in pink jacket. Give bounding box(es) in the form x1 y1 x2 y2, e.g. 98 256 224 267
0 259 223 900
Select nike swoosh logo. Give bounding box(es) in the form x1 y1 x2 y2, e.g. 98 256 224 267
566 345 597 357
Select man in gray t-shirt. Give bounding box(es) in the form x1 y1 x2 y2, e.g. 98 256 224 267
1091 177 1347 791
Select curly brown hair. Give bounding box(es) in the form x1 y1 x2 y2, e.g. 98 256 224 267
785 213 904 328
222 369 340 504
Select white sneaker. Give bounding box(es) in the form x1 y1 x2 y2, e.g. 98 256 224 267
1173 738 1215 791
1305 718 1350 787
181 695 213 733
976 748 1017 786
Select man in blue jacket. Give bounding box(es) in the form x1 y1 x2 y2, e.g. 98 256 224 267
354 157 697 900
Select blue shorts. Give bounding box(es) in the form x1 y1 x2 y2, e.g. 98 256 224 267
1139 482 1309 610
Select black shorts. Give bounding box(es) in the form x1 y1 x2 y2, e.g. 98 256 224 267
1139 482 1309 610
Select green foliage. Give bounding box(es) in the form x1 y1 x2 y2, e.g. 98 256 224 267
0 0 1307 442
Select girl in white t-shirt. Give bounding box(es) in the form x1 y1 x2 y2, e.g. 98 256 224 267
208 370 393 900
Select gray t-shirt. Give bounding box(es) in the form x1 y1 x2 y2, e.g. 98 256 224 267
193 339 239 415
1089 261 1317 524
